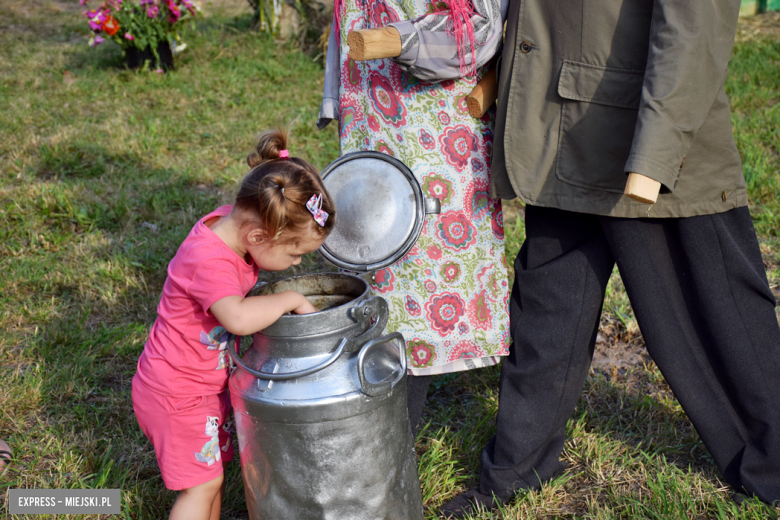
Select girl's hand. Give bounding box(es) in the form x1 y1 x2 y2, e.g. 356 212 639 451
292 298 318 315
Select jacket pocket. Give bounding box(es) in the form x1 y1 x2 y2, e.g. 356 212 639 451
555 60 645 193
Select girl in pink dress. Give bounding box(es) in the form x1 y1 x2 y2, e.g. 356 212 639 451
132 129 335 520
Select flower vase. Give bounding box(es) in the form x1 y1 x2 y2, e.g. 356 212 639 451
125 42 174 71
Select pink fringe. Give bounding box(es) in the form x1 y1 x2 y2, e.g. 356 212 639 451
435 0 477 77
333 0 344 44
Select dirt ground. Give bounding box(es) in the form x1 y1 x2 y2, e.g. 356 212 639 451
737 11 780 41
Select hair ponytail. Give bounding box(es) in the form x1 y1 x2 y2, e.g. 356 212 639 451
247 128 289 166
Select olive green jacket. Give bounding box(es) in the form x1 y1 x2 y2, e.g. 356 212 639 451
489 0 747 218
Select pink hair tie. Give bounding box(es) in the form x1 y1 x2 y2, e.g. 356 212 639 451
279 150 289 159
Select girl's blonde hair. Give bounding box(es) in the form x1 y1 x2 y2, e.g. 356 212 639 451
235 128 336 243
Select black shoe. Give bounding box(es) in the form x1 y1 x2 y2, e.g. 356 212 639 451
439 488 509 518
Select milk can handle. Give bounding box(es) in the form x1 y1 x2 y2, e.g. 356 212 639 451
226 333 348 381
357 332 407 397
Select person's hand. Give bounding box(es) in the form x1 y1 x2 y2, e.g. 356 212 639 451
292 297 318 315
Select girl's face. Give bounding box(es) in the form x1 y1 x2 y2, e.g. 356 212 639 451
246 230 325 271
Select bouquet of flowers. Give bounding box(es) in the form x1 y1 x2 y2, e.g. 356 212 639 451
82 0 200 70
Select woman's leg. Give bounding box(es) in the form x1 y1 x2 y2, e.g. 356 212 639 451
406 374 432 439
601 207 780 504
479 205 615 496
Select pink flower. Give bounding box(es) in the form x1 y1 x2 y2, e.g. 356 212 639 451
418 129 435 150
372 268 395 293
464 179 490 219
491 201 504 240
124 33 134 40
368 71 407 127
79 0 89 5
86 9 106 31
89 35 104 46
342 56 363 95
437 211 477 252
457 96 469 114
407 339 436 368
440 261 461 283
426 245 442 260
404 296 421 317
166 0 182 21
467 291 492 331
369 0 400 27
147 5 159 17
376 140 395 157
425 292 465 336
339 96 364 139
439 125 478 172
182 0 198 15
422 174 454 205
367 115 380 132
447 341 486 362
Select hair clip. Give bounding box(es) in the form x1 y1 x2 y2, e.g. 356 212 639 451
306 194 329 227
279 150 289 159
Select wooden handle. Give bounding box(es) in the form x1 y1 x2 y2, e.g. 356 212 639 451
624 173 661 204
347 28 402 61
466 67 498 118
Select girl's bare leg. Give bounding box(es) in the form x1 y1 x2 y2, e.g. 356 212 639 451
209 476 226 520
169 474 224 520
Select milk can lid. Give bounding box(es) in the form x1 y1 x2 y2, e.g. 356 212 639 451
318 151 440 273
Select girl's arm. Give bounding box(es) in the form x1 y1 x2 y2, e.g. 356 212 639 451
209 291 318 337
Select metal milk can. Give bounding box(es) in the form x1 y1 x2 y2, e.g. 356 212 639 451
228 273 424 520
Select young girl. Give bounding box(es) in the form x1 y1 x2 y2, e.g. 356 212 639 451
132 129 336 520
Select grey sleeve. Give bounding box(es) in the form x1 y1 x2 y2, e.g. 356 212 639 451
318 20 341 130
624 0 740 191
388 0 507 82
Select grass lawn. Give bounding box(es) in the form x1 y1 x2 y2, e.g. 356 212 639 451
1 1 779 518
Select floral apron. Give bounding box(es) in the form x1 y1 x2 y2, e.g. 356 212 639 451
337 0 510 375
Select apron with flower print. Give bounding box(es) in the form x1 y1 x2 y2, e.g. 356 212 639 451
337 0 510 375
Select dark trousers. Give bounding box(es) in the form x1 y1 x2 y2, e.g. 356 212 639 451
407 374 432 439
479 205 780 504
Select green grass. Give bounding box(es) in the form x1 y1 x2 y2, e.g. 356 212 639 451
726 35 780 237
1 1 779 518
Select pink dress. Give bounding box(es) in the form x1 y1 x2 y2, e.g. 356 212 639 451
321 0 511 376
132 205 259 489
